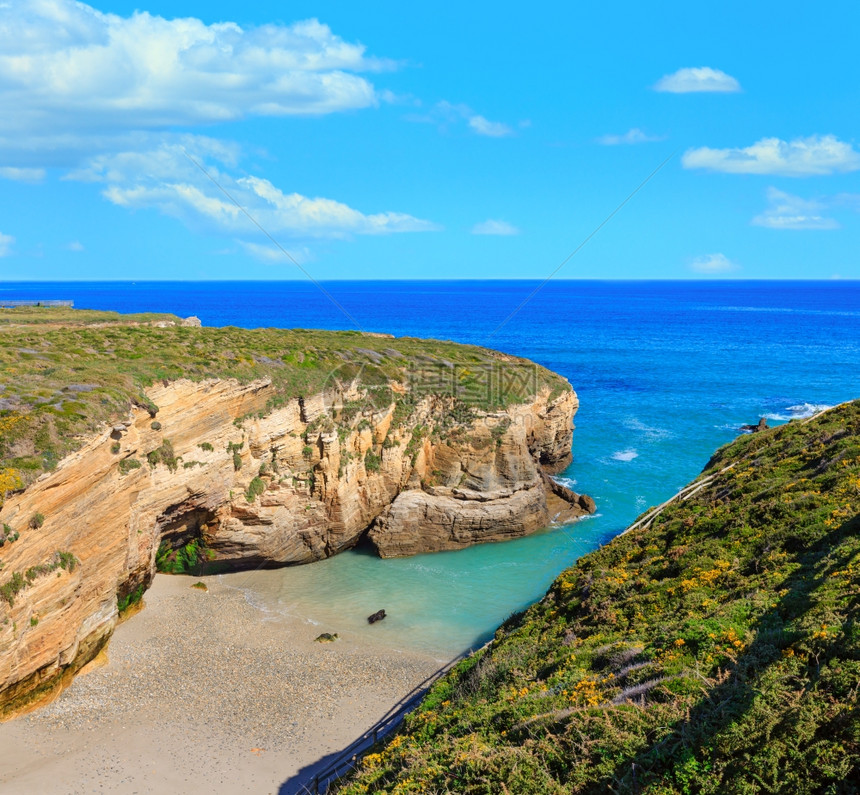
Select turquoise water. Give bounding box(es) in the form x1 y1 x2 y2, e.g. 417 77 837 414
6 280 859 658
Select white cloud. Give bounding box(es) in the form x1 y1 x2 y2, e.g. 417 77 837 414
0 232 14 257
834 193 860 211
0 1 382 165
689 253 739 274
471 219 520 236
409 101 514 138
597 128 665 146
72 138 439 240
468 115 513 138
0 167 46 183
752 187 839 230
66 240 85 251
682 135 860 177
654 67 741 93
237 241 315 264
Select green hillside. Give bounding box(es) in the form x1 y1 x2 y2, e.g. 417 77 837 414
339 402 860 794
0 306 569 497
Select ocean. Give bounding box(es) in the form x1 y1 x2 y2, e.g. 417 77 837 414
4 280 859 658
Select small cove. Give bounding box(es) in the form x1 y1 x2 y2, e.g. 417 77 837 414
6 279 859 658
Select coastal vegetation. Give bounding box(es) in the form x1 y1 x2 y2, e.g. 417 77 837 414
0 551 78 608
339 402 860 794
0 305 569 498
155 538 216 575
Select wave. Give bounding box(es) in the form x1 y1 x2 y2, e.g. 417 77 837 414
766 402 832 421
612 449 638 462
553 476 578 489
553 512 602 527
702 305 860 318
623 417 671 440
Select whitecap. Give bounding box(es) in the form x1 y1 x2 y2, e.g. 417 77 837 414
786 402 832 418
553 476 578 489
623 417 671 440
766 402 832 421
612 449 638 462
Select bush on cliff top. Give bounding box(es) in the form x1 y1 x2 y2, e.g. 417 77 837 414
337 402 860 795
0 308 569 492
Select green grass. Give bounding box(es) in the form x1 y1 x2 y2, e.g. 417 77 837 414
338 402 860 795
0 307 568 496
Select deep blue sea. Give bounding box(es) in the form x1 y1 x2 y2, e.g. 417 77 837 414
5 281 859 658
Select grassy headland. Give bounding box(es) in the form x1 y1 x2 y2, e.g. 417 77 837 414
0 305 569 498
339 402 860 794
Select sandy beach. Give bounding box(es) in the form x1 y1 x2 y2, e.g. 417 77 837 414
0 574 443 795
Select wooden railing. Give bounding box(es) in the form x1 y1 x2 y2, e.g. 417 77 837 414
302 648 476 794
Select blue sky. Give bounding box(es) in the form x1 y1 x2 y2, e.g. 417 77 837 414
1 0 858 280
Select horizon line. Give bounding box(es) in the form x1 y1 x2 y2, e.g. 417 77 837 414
1 277 858 284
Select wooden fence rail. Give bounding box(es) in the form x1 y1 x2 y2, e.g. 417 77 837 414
303 648 475 794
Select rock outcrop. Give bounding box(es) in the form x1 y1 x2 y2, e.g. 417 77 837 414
0 375 589 717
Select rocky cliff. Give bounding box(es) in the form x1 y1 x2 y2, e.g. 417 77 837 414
0 312 590 717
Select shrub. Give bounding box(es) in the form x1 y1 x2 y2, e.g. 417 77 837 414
29 512 45 530
0 523 18 546
0 572 25 606
29 616 38 627
117 583 144 613
150 421 162 431
198 442 214 452
110 441 121 454
56 551 78 572
159 439 178 472
147 440 178 471
233 451 242 471
119 457 142 475
364 450 382 473
245 476 266 503
302 445 314 459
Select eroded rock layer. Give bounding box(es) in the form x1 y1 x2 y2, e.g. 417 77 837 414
0 377 587 717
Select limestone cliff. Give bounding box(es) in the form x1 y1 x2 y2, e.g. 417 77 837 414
0 374 588 717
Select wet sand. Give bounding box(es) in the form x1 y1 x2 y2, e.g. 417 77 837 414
0 575 442 794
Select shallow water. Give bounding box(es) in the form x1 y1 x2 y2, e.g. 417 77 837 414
7 280 859 658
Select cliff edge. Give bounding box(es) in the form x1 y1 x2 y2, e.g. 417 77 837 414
0 308 591 717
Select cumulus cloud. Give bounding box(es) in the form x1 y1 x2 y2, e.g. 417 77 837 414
682 135 860 177
0 167 46 183
689 253 739 274
654 67 741 93
752 188 839 230
0 0 382 165
468 115 513 138
66 241 85 251
597 128 665 146
71 138 439 241
409 102 514 137
471 219 520 236
0 232 14 257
